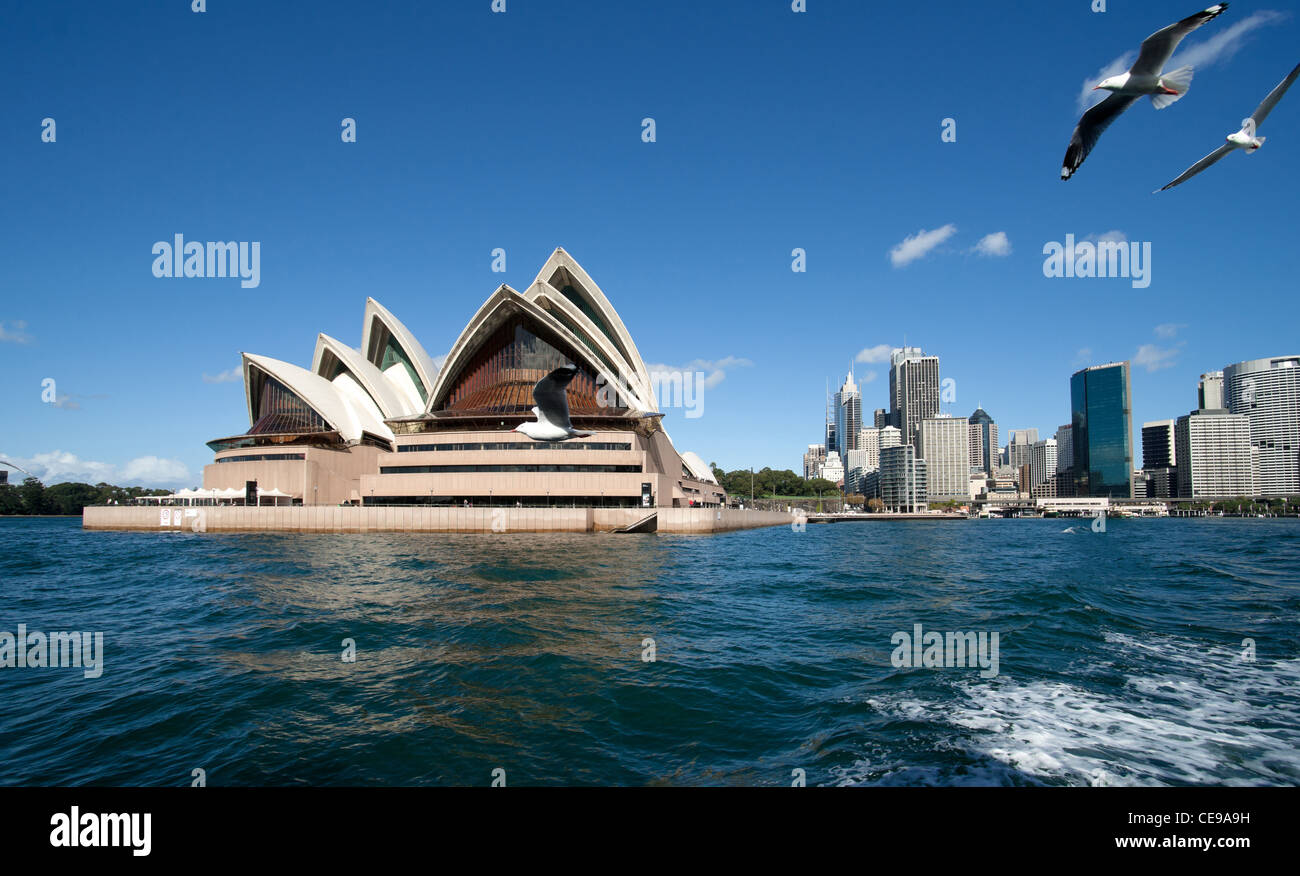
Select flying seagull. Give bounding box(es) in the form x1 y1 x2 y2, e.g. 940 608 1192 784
514 364 595 441
1062 3 1230 180
1157 61 1300 191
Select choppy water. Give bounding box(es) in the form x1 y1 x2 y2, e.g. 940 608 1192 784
1 517 1297 786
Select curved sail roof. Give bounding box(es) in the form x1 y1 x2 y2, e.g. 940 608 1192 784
425 284 654 416
524 248 656 407
311 333 420 420
680 451 718 485
243 353 394 444
361 298 439 411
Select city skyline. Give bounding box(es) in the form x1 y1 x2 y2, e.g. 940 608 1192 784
3 1 1299 490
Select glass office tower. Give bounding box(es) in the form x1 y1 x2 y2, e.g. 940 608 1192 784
1071 362 1134 498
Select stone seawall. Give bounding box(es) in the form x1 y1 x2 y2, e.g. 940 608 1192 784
82 505 793 535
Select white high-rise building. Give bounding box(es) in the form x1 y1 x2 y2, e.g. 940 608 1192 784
819 450 845 486
855 427 882 472
918 415 969 502
1224 356 1300 496
1030 438 1058 491
879 425 902 450
1175 408 1255 499
879 445 927 512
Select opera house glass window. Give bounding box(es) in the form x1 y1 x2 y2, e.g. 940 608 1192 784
443 316 625 415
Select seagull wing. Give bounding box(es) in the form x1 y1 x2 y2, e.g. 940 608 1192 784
532 364 579 430
1155 143 1236 191
1131 4 1230 77
1248 61 1300 128
1062 93 1140 179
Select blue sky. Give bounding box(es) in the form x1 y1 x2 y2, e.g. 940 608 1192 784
2 0 1298 487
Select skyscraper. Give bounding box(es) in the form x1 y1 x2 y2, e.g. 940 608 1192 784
803 443 827 481
889 347 940 449
1029 438 1058 493
1223 355 1300 496
1175 408 1255 499
873 408 889 430
1198 371 1224 410
834 370 861 457
1070 361 1134 499
967 408 997 476
1006 429 1039 472
919 415 969 503
1141 420 1175 469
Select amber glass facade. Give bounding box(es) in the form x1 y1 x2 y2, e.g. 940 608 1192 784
441 316 625 415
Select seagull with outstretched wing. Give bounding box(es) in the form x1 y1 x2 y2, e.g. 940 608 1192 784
1062 4 1230 180
1157 61 1300 191
514 364 595 441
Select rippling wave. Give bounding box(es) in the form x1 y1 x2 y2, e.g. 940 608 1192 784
0 517 1297 785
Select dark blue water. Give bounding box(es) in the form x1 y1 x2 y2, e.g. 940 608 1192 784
1 517 1297 786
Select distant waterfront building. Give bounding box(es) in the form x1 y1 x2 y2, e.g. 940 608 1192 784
967 408 998 476
1175 408 1255 499
845 448 872 494
1223 355 1300 496
851 427 882 479
879 445 927 512
1054 424 1073 472
1140 419 1177 499
1198 371 1224 411
820 450 845 486
873 408 889 429
1070 362 1134 498
889 347 940 449
1005 429 1039 472
803 443 827 481
1029 438 1058 492
1145 466 1175 499
834 371 862 457
919 415 969 503
1132 470 1149 499
1142 420 1176 469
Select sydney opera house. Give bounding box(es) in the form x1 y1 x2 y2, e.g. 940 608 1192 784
202 249 726 509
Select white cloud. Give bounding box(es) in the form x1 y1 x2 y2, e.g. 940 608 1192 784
1168 11 1285 72
855 344 893 364
645 356 753 390
889 224 957 268
1077 11 1284 112
860 371 878 384
0 320 33 344
119 456 191 485
1154 322 1186 339
202 367 243 384
1071 230 1127 256
0 450 192 488
51 394 81 410
971 231 1011 257
1135 343 1182 372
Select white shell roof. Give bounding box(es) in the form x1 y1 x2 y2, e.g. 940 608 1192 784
243 353 394 444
